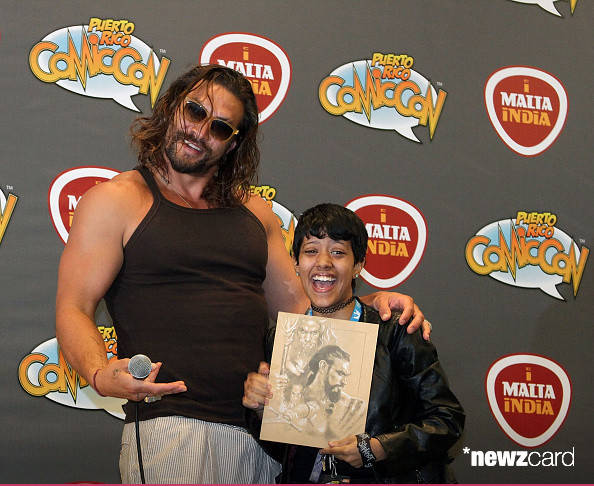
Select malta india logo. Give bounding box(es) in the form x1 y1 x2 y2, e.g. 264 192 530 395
486 354 571 448
485 66 568 156
200 32 291 124
48 166 121 244
346 195 427 289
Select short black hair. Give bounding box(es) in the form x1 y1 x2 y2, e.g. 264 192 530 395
293 203 368 265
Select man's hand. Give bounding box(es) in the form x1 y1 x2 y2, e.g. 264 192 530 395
94 359 186 401
243 362 273 411
361 291 431 340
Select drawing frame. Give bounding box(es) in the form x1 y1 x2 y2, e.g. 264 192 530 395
260 311 379 448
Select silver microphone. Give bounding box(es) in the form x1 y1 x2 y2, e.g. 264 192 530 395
128 354 152 379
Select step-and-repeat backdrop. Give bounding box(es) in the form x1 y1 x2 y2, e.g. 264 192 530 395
1 1 591 483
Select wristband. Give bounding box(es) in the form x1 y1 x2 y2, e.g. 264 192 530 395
356 432 376 468
92 369 106 397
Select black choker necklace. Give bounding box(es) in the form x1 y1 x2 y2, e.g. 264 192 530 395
310 296 355 315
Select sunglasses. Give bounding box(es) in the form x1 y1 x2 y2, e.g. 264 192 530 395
182 99 240 143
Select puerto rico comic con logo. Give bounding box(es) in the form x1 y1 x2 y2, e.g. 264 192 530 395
19 331 126 419
0 187 18 246
485 66 568 156
465 211 589 300
251 184 297 256
319 52 446 143
346 195 427 289
29 18 170 111
486 354 571 448
200 32 291 124
506 0 578 17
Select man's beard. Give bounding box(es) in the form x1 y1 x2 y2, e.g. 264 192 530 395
324 380 342 403
295 340 319 358
165 131 220 177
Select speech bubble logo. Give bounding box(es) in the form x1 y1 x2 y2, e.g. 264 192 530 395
506 0 568 16
30 25 169 111
466 218 589 300
0 187 18 246
319 60 446 142
251 184 297 256
270 199 297 256
18 337 126 420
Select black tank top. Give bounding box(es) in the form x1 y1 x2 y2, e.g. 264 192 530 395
104 165 269 425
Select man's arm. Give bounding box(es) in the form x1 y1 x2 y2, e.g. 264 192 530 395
359 293 430 339
246 196 309 318
55 177 186 400
56 181 127 385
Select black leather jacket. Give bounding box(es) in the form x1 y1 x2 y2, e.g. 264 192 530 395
247 300 465 483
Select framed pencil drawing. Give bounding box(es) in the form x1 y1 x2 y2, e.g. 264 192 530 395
260 312 378 448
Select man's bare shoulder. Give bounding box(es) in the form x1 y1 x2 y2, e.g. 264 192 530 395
99 169 147 195
244 194 277 230
68 168 153 245
79 169 150 210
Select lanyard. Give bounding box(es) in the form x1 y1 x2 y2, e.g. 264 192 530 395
307 298 361 482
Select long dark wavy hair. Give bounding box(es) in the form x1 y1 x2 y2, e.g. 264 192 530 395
129 64 260 207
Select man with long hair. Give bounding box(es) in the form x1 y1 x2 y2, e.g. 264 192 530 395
130 63 260 208
56 64 428 483
282 345 367 440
